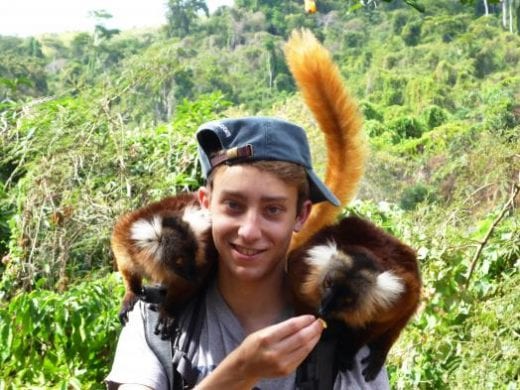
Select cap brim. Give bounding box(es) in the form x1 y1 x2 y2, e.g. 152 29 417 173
306 169 340 206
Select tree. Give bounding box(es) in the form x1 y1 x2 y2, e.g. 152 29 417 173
165 0 209 38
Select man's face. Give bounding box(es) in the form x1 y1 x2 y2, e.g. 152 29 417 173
199 165 310 284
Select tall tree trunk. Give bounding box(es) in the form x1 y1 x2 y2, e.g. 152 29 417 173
502 0 508 29
516 0 520 34
266 51 273 89
483 0 489 16
509 0 513 32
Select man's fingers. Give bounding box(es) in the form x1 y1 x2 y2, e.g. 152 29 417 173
262 314 317 341
277 318 323 355
264 319 323 376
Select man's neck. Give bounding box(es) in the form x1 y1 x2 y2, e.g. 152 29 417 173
217 269 289 335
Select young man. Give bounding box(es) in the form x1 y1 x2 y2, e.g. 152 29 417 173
106 117 390 389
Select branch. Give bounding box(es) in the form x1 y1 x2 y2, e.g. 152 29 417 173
464 182 520 291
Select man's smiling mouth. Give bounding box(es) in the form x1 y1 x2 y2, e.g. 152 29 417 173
231 244 265 256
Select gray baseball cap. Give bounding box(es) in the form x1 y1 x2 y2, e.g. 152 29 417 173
196 117 339 206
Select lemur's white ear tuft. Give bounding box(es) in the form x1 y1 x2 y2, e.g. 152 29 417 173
182 206 211 236
373 271 405 308
130 215 162 243
305 240 338 269
130 216 164 260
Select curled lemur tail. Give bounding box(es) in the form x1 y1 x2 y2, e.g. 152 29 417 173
284 29 367 251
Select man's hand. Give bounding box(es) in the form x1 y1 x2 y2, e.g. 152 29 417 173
237 314 324 378
195 315 324 389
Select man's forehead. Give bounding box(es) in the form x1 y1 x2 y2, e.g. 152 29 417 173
210 165 298 200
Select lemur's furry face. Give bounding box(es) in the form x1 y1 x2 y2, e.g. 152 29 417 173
304 241 405 328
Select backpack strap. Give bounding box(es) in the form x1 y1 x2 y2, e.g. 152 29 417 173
295 328 339 390
143 290 206 390
170 292 206 389
142 302 174 390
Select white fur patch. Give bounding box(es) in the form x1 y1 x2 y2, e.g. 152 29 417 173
373 271 405 308
305 241 338 270
130 216 163 260
182 206 211 236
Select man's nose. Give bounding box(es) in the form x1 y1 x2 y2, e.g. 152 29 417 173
237 210 262 242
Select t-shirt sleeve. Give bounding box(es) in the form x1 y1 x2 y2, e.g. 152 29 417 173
334 346 390 390
105 302 169 390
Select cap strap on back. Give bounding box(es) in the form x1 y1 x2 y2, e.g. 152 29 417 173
210 144 254 167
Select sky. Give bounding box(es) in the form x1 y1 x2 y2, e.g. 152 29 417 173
0 0 234 37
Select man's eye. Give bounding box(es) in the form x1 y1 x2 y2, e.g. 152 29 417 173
266 206 283 216
224 200 242 211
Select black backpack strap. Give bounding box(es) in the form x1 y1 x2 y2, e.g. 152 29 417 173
142 302 175 390
170 291 206 389
143 289 207 390
296 329 339 390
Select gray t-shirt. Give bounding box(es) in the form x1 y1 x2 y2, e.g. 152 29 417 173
106 282 390 389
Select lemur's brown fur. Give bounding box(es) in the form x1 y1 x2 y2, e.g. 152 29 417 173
111 193 216 329
287 216 421 381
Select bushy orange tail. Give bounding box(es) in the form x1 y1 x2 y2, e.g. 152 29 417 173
285 29 367 251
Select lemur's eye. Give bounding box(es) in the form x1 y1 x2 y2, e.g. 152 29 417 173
323 275 333 288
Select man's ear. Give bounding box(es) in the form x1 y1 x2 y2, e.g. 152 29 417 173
198 186 210 209
294 200 312 232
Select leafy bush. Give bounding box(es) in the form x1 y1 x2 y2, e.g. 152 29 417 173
421 14 470 43
392 10 410 35
433 60 457 86
387 115 426 142
364 119 387 138
359 100 384 122
378 75 407 106
481 86 520 141
0 184 12 256
402 20 422 46
0 273 123 388
421 105 449 129
343 31 366 48
399 183 435 210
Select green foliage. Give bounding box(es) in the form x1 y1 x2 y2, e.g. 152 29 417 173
0 36 49 101
359 100 384 122
421 14 471 43
371 73 408 106
421 105 449 129
387 115 426 141
0 184 12 256
392 9 412 34
387 202 519 389
165 0 209 38
480 82 520 140
399 183 436 210
0 91 230 294
364 119 387 138
402 19 423 46
0 273 123 388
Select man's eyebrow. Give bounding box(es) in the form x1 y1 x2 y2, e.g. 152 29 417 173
260 195 290 203
220 191 289 203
